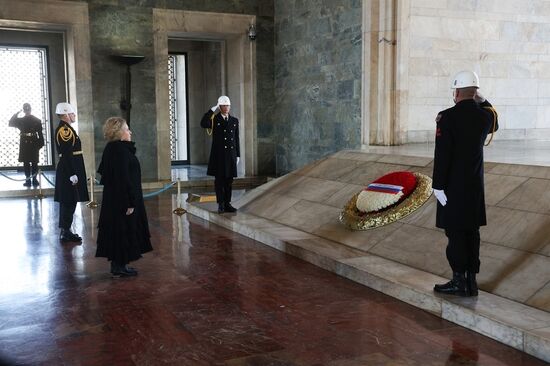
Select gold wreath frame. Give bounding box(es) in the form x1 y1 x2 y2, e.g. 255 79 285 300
339 172 433 230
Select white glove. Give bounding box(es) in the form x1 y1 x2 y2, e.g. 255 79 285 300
236 157 240 165
69 175 78 185
433 189 447 206
210 104 219 112
474 90 486 103
126 208 134 215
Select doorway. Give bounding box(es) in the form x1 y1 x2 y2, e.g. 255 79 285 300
168 53 189 164
0 45 53 169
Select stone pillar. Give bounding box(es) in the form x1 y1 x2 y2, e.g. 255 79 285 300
362 0 399 146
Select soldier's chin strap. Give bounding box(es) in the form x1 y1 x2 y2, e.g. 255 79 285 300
483 106 497 146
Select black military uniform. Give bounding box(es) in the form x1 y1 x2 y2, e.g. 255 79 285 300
433 98 498 296
200 110 240 212
54 120 89 241
8 110 44 186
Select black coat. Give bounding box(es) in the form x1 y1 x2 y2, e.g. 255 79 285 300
9 113 44 162
54 121 89 203
200 110 240 177
432 99 499 230
96 141 152 264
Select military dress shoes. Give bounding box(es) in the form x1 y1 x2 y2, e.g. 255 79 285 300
217 204 225 214
59 229 82 242
434 272 469 296
224 203 237 213
466 271 478 296
110 262 138 278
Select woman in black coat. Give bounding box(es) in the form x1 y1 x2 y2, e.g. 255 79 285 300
96 117 153 277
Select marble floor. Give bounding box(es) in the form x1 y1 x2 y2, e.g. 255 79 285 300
0 194 546 365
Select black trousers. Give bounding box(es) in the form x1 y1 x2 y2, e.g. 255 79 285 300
59 202 77 230
214 176 233 205
23 161 38 179
444 228 480 273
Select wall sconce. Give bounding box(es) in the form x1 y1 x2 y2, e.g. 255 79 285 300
247 23 257 41
110 54 145 127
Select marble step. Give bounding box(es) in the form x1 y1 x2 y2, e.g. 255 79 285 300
186 200 550 363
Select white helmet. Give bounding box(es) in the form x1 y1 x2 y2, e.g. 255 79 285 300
55 102 76 115
217 95 231 106
451 70 479 89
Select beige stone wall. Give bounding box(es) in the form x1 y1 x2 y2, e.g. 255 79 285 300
398 0 550 143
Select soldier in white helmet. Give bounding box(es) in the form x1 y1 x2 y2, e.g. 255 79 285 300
54 102 89 242
200 95 240 213
432 71 499 297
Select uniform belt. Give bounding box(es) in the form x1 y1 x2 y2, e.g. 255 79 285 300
21 133 35 137
59 151 83 157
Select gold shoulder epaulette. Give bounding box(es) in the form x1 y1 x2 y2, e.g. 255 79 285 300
57 127 76 146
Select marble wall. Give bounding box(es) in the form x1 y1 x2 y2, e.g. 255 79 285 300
273 0 363 174
401 0 550 143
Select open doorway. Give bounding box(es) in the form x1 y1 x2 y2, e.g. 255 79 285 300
168 53 189 164
168 39 223 179
0 45 53 169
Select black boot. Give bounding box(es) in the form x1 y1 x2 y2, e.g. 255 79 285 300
224 203 237 213
217 203 225 214
32 178 39 187
434 272 469 296
59 229 82 242
466 271 478 296
23 179 31 187
111 261 137 277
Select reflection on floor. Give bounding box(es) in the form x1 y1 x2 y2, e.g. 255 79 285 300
0 194 546 365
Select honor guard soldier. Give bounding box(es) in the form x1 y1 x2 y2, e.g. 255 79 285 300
8 103 44 187
54 102 89 242
200 95 240 214
432 70 498 297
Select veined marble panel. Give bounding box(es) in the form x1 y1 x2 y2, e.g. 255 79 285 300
337 162 412 186
273 200 341 233
377 154 433 167
287 237 366 261
283 176 348 203
441 300 524 350
488 164 550 179
313 221 403 252
323 183 364 208
398 199 438 229
293 157 327 176
339 255 444 315
368 224 449 276
267 174 308 195
482 206 550 254
302 158 370 180
526 283 550 312
525 328 550 363
484 173 529 205
254 173 297 193
240 192 301 220
330 150 384 162
479 242 550 303
497 178 550 214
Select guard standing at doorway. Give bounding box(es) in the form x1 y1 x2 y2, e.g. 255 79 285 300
200 95 240 214
432 70 499 297
54 102 89 242
8 103 44 187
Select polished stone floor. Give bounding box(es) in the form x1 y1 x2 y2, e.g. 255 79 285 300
0 194 546 365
